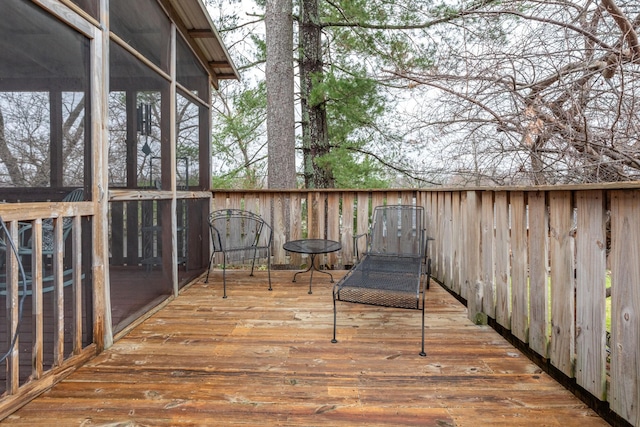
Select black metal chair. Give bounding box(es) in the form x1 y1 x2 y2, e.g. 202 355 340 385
18 188 84 258
205 209 273 298
332 204 432 356
0 188 85 296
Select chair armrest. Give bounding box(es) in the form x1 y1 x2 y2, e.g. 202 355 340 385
353 233 369 262
209 224 224 252
260 220 273 247
423 233 435 263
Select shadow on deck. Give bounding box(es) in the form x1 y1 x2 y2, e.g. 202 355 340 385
2 271 607 426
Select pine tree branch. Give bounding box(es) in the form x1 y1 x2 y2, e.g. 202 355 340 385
334 144 441 185
321 0 501 29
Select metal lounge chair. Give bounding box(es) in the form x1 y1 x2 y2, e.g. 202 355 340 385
205 209 273 298
332 204 432 356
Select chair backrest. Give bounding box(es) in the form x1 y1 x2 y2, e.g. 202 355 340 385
35 188 85 252
62 188 85 202
369 205 424 257
61 188 84 228
208 209 272 252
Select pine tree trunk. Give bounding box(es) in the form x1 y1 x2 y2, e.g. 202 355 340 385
265 0 296 189
299 0 334 188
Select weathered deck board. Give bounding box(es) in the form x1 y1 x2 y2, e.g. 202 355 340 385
2 271 607 426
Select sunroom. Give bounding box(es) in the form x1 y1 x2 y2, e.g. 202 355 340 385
0 0 237 414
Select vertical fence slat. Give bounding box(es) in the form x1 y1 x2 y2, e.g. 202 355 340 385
318 193 327 241
272 193 286 265
434 192 444 282
258 193 271 231
258 193 273 268
387 190 398 205
434 192 443 283
511 191 528 342
451 192 461 294
288 193 302 267
326 193 340 268
308 192 320 240
341 193 354 267
528 191 549 357
211 191 224 211
460 192 469 300
428 193 442 277
371 192 384 211
422 192 434 261
610 190 640 426
356 192 369 258
401 191 413 206
575 190 607 400
549 191 575 377
495 192 511 328
228 193 242 211
443 193 453 289
243 193 257 214
481 191 495 317
464 191 481 321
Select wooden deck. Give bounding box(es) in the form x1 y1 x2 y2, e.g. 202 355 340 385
1 271 607 426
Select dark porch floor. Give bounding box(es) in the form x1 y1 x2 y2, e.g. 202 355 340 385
2 271 608 426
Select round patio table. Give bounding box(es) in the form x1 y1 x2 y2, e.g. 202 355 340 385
283 239 342 294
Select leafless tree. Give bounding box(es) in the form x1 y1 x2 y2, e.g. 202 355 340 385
392 0 640 185
0 92 85 188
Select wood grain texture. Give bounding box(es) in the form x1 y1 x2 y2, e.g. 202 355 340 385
340 193 354 267
575 191 607 400
527 191 549 358
443 192 453 289
494 192 510 329
451 192 461 295
510 191 528 342
326 193 340 268
549 191 575 377
610 190 640 426
272 193 286 264
480 191 495 317
463 191 481 321
288 193 302 267
436 192 446 283
2 271 607 426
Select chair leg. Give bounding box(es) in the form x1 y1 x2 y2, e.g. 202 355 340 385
420 302 426 357
331 293 338 344
267 248 272 291
419 259 430 356
249 247 258 276
222 253 227 299
205 252 215 283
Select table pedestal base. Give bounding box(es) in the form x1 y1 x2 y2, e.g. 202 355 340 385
292 253 334 294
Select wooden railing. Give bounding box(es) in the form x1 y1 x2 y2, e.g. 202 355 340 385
213 186 639 426
0 200 96 417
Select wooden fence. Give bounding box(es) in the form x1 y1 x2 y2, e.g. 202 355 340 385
0 186 637 425
213 187 639 426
